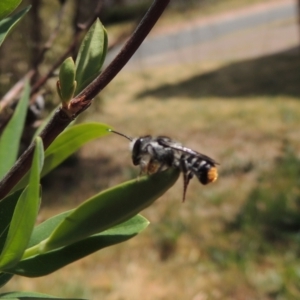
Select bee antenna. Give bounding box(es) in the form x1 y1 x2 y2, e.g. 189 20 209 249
108 129 133 141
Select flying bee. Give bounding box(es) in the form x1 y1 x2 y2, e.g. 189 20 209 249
109 129 218 201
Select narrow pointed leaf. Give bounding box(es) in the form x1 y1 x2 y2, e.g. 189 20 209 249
58 57 76 105
0 272 13 288
13 123 111 192
0 80 29 179
0 190 23 254
0 138 43 270
0 6 30 46
28 210 71 248
43 169 180 251
8 215 148 277
75 19 107 94
0 0 21 20
32 106 58 141
42 123 110 177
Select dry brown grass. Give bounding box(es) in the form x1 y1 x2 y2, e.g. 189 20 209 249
3 46 300 298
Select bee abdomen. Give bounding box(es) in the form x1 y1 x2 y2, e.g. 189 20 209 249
187 156 218 185
198 165 218 184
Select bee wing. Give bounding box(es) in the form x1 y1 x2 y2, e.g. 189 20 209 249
178 147 218 165
158 138 218 165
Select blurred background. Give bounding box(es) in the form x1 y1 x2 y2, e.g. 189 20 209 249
1 0 300 299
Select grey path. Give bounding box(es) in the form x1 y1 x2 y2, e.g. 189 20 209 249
107 0 299 68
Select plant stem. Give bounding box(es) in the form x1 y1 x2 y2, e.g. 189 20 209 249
0 0 170 201
75 0 170 101
21 240 47 260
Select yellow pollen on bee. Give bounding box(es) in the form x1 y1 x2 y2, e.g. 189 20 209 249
147 161 160 174
207 167 218 183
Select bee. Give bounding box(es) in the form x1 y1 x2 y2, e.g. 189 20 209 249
109 129 218 201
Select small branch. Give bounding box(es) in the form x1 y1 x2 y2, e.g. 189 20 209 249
0 2 67 108
30 0 103 97
0 0 170 201
29 0 43 70
0 71 35 111
32 0 68 71
0 0 101 105
30 35 80 96
0 109 71 199
75 0 170 103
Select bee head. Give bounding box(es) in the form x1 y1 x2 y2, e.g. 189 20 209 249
131 135 152 165
109 130 153 167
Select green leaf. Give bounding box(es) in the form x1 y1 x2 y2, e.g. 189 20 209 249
0 192 22 287
27 210 71 248
31 106 58 141
0 80 30 180
0 272 14 288
43 122 110 177
0 0 21 20
43 168 179 251
0 291 85 299
0 6 30 47
0 190 23 254
75 19 107 94
13 122 111 192
0 138 43 270
8 215 148 277
58 57 77 105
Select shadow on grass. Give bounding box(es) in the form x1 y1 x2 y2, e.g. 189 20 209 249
230 141 300 244
137 46 300 99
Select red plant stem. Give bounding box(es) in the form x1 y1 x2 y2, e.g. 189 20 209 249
0 0 170 201
76 0 170 101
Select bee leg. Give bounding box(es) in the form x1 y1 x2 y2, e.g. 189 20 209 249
180 157 193 202
147 158 160 174
155 147 174 173
146 144 166 173
182 171 193 202
156 161 166 173
137 159 150 181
